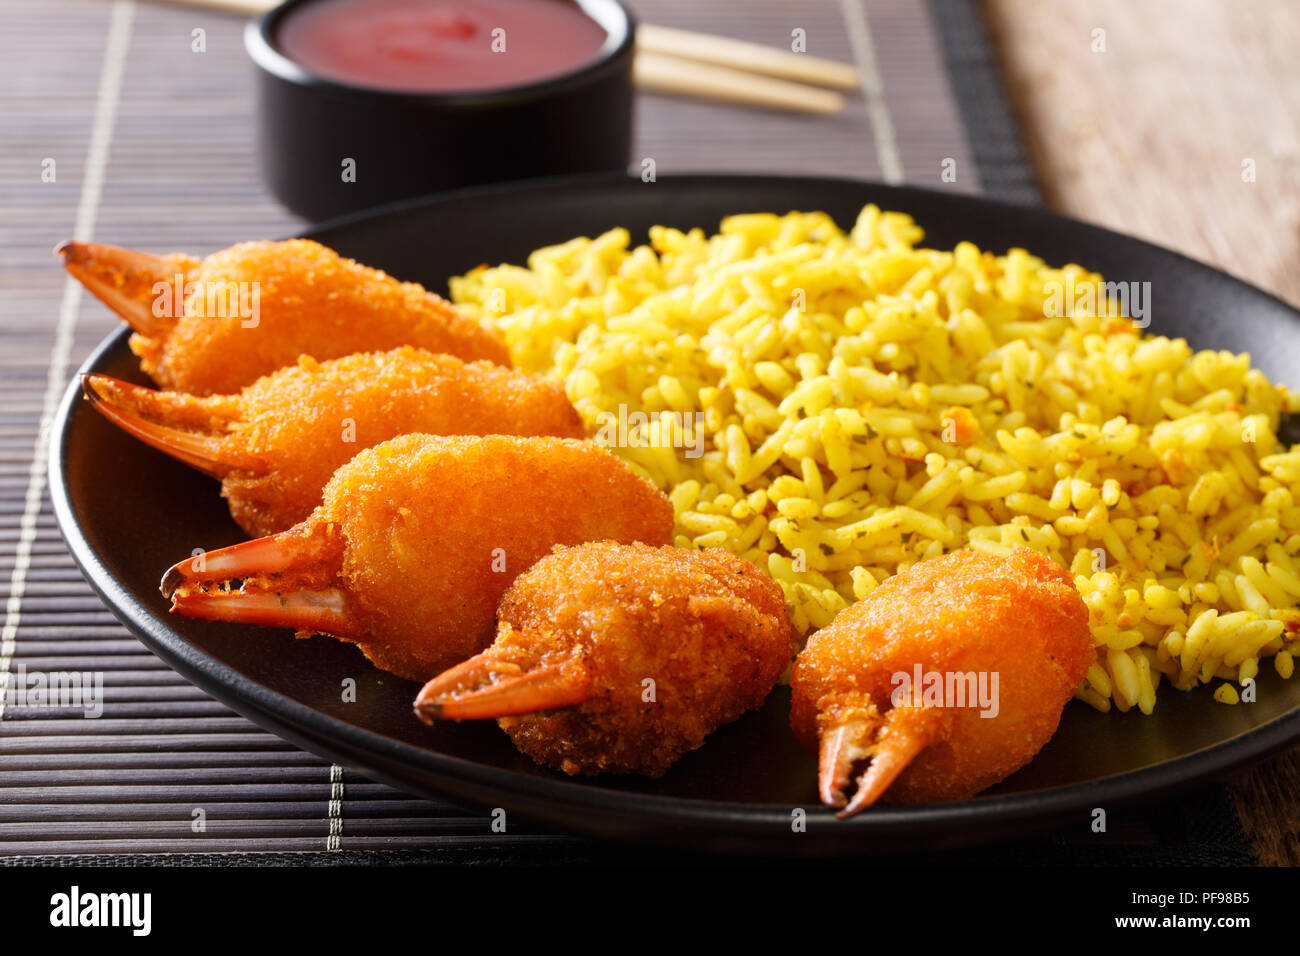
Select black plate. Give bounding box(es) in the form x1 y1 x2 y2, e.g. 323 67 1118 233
50 173 1300 856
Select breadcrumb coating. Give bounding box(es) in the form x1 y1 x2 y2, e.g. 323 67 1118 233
97 347 584 536
790 547 1094 804
321 435 674 679
130 239 509 394
486 542 793 777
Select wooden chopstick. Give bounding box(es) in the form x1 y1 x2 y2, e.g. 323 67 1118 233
637 24 859 90
634 52 845 115
146 0 853 113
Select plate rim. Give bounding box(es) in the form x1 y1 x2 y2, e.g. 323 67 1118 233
47 171 1300 853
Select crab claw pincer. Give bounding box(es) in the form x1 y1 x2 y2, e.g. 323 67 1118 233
415 542 794 777
83 347 584 536
161 435 674 681
58 238 509 394
790 547 1094 817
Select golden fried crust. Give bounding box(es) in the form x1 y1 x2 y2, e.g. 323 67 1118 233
790 547 1095 803
490 542 794 777
320 435 675 681
132 240 510 395
216 348 584 536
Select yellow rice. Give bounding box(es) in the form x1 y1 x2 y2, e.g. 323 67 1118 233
449 206 1300 715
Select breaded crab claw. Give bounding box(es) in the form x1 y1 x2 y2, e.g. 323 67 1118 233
414 541 794 777
58 238 510 394
83 347 584 537
790 547 1094 818
160 435 674 681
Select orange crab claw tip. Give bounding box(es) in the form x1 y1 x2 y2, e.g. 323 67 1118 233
413 699 444 725
57 239 169 268
168 586 351 634
58 240 177 337
817 722 862 808
414 661 590 723
413 651 499 704
81 373 227 477
55 240 113 264
835 709 937 819
81 372 118 393
159 526 342 599
159 563 187 600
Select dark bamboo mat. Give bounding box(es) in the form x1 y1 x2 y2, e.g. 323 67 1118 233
0 0 1250 865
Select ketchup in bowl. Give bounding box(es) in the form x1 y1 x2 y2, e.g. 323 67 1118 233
275 0 611 93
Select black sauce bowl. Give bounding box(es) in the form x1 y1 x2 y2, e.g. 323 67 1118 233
246 0 636 221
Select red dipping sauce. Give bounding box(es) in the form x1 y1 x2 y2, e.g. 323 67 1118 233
275 0 611 93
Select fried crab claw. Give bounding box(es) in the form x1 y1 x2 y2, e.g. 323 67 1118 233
160 435 675 682
81 372 234 478
58 240 195 341
161 523 350 635
81 348 584 537
414 541 793 778
790 547 1095 818
415 652 594 722
814 701 943 819
57 237 510 395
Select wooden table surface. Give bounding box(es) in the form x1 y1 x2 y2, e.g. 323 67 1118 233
985 0 1300 866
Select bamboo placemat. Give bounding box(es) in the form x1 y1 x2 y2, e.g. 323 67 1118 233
0 0 1250 864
